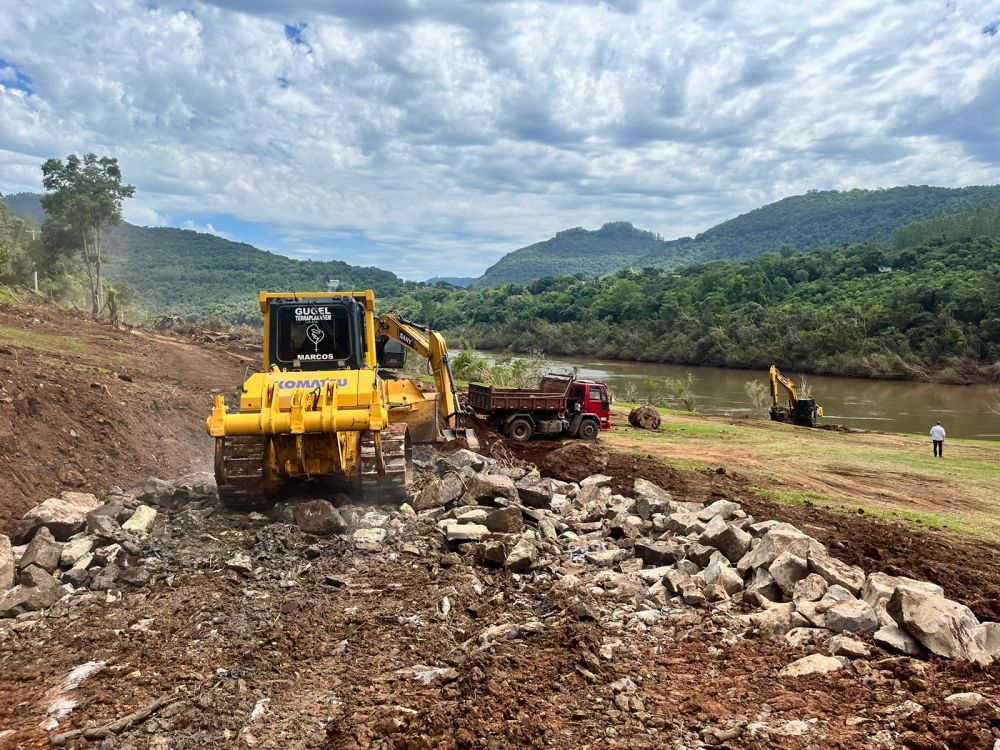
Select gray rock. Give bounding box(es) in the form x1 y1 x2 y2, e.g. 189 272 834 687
943 692 984 710
751 603 797 636
807 550 865 595
768 551 810 598
632 478 673 516
585 549 630 567
465 473 518 503
784 627 827 648
887 588 992 664
505 538 538 573
61 567 91 588
352 528 386 544
0 535 13 590
634 542 683 566
697 499 742 522
823 599 878 633
474 541 508 567
779 654 844 677
863 572 945 627
0 568 65 616
17 493 101 543
666 512 706 536
439 449 489 474
18 527 62 574
580 474 612 488
874 626 926 656
715 565 745 596
86 512 122 540
700 519 752 563
827 635 871 659
136 477 184 507
294 500 347 535
822 584 856 602
792 573 828 604
119 564 151 587
976 622 1000 659
746 567 782 603
89 563 122 591
413 474 464 511
92 543 125 567
455 508 489 524
59 536 94 569
737 527 826 575
446 523 489 543
515 478 558 509
484 507 523 534
684 542 716 568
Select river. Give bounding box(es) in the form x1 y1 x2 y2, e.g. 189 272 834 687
475 352 1000 441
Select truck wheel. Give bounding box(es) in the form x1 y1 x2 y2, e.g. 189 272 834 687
577 419 599 440
508 417 533 442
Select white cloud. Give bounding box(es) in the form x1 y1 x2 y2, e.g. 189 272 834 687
0 0 999 278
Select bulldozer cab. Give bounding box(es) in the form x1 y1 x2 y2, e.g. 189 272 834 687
267 298 366 371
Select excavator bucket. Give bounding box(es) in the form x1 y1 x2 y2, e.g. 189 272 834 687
441 426 480 451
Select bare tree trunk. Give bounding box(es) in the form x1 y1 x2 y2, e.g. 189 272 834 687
94 224 103 317
82 225 99 318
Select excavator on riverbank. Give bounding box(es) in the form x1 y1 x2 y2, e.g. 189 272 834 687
768 364 823 427
206 291 475 508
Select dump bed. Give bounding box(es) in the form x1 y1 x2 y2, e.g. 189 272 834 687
467 380 571 414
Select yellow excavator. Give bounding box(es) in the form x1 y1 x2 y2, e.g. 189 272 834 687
206 291 474 508
768 364 823 427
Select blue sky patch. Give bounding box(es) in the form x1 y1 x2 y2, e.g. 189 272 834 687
984 19 1000 36
0 58 33 95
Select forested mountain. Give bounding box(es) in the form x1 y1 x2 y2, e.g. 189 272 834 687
0 192 46 223
103 224 406 323
474 185 1000 288
474 222 668 287
426 276 476 287
384 207 1000 382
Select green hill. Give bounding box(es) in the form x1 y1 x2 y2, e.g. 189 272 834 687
0 192 46 223
473 222 670 288
102 224 406 323
474 185 1000 287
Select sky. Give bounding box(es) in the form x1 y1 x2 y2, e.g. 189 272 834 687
1 1 999 280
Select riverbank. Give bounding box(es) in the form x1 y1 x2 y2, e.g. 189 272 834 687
607 404 1000 540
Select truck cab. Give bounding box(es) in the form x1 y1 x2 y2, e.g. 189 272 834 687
568 380 612 431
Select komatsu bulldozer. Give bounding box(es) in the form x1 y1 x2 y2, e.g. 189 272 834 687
206 291 474 508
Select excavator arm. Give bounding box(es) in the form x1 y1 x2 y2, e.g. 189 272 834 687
375 313 477 447
769 364 799 407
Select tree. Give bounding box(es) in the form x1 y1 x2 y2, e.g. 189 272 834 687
41 154 135 318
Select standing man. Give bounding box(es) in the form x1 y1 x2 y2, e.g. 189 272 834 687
930 421 946 457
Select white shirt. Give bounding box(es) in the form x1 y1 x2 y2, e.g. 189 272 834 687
930 425 946 441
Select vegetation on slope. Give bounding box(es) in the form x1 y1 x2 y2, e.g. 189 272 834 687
385 208 1000 382
103 224 407 323
475 185 1000 288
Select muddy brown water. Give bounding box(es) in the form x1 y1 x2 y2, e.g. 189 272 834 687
476 352 1000 441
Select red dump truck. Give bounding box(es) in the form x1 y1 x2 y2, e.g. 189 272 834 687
467 374 612 441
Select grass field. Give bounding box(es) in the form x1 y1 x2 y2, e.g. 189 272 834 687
609 403 1000 539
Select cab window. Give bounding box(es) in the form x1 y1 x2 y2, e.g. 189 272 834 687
273 304 353 369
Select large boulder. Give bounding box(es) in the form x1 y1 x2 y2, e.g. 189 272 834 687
736 526 826 575
484 507 523 534
16 493 101 543
862 572 944 628
0 567 65 617
464 473 518 503
504 538 539 573
438 449 489 475
822 599 879 633
121 505 157 534
628 404 661 430
540 442 608 483
807 550 865 595
887 588 992 664
0 536 13 590
413 474 464 511
700 519 752 562
18 527 62 574
768 551 810 598
293 500 347 535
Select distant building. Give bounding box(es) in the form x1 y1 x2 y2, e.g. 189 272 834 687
326 279 340 290
878 266 893 274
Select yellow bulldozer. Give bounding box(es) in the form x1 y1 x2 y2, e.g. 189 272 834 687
206 290 474 507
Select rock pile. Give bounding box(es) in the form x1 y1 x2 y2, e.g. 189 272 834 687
2 446 998 671
628 403 661 430
0 478 215 619
411 448 1000 666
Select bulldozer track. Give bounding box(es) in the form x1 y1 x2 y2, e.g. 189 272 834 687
360 423 413 504
215 435 276 509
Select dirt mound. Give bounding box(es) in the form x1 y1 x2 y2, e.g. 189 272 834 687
0 301 248 535
628 403 661 430
539 441 608 482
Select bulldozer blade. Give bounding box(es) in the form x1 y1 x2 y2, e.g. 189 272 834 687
442 428 480 451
